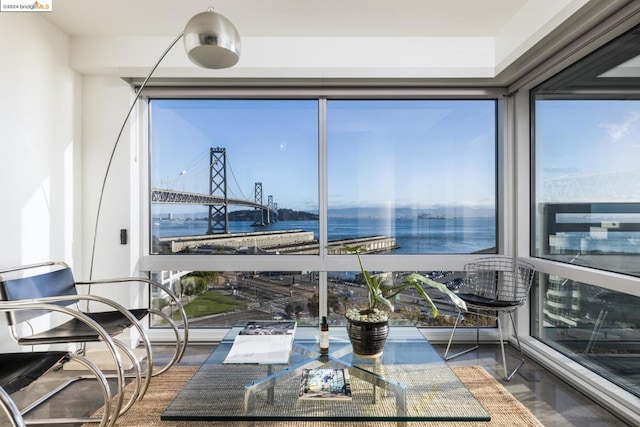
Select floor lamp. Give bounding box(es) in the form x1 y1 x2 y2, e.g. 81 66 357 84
89 7 241 279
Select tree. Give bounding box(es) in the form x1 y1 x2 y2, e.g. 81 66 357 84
188 271 219 287
284 302 294 317
307 293 319 319
327 290 340 313
194 277 208 294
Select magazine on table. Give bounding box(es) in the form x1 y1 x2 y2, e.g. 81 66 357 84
223 320 296 364
239 320 297 335
298 368 352 400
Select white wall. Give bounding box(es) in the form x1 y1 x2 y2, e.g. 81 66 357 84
0 13 80 350
80 75 137 279
0 14 140 350
0 14 80 269
79 75 145 349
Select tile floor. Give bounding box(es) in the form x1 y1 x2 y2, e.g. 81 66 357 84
434 343 631 427
5 342 633 426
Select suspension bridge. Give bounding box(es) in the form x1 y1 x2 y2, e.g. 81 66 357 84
150 147 398 255
151 147 278 234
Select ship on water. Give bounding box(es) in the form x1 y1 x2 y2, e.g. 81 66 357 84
417 213 446 220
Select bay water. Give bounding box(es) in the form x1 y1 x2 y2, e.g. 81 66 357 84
153 217 497 254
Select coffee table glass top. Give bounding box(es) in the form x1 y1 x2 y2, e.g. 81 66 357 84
161 325 490 424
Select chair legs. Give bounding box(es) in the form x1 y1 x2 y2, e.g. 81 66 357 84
444 311 480 361
444 311 525 382
0 387 25 427
504 312 526 381
148 308 185 377
7 353 115 427
112 340 144 416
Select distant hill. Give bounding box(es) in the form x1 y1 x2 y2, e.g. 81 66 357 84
276 208 319 221
220 208 319 221
327 206 495 219
157 205 494 220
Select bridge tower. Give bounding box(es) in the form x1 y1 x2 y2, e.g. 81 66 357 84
267 195 273 223
253 182 264 226
207 147 229 234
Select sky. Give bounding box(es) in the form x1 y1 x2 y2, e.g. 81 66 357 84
150 99 498 215
535 99 640 202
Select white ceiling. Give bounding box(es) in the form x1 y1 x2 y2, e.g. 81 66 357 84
39 0 614 82
44 0 530 38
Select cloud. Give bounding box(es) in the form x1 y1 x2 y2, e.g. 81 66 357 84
600 111 640 142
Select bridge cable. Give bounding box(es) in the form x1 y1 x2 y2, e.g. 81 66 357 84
226 156 250 201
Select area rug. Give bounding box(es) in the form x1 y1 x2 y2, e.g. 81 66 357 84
86 365 543 426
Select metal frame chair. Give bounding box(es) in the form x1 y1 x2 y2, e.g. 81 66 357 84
0 302 123 426
0 262 188 416
444 256 536 381
75 274 189 377
0 385 25 427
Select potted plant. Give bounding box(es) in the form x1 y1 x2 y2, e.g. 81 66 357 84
341 245 467 356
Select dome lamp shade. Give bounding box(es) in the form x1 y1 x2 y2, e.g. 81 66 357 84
183 8 241 69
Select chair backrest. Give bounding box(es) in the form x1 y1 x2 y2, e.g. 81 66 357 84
463 256 536 305
0 267 78 325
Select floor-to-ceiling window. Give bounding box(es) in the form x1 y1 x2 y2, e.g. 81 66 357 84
531 24 640 398
143 92 500 330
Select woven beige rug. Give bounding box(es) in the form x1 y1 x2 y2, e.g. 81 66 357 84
87 365 543 426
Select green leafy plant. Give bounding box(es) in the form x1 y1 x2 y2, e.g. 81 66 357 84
342 245 467 322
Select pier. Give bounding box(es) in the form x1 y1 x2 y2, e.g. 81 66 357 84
157 230 397 254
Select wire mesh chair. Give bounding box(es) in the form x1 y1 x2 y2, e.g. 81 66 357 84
444 256 536 381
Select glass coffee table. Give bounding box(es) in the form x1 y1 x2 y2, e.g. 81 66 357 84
162 325 490 426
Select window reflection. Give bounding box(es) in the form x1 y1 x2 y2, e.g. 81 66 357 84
532 273 640 397
531 23 640 397
537 202 640 277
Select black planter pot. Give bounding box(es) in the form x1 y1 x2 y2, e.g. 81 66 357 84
346 317 389 357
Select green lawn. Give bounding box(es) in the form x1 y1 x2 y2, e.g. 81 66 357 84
177 290 245 319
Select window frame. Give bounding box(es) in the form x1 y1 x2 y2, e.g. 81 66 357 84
515 12 640 422
139 87 506 339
